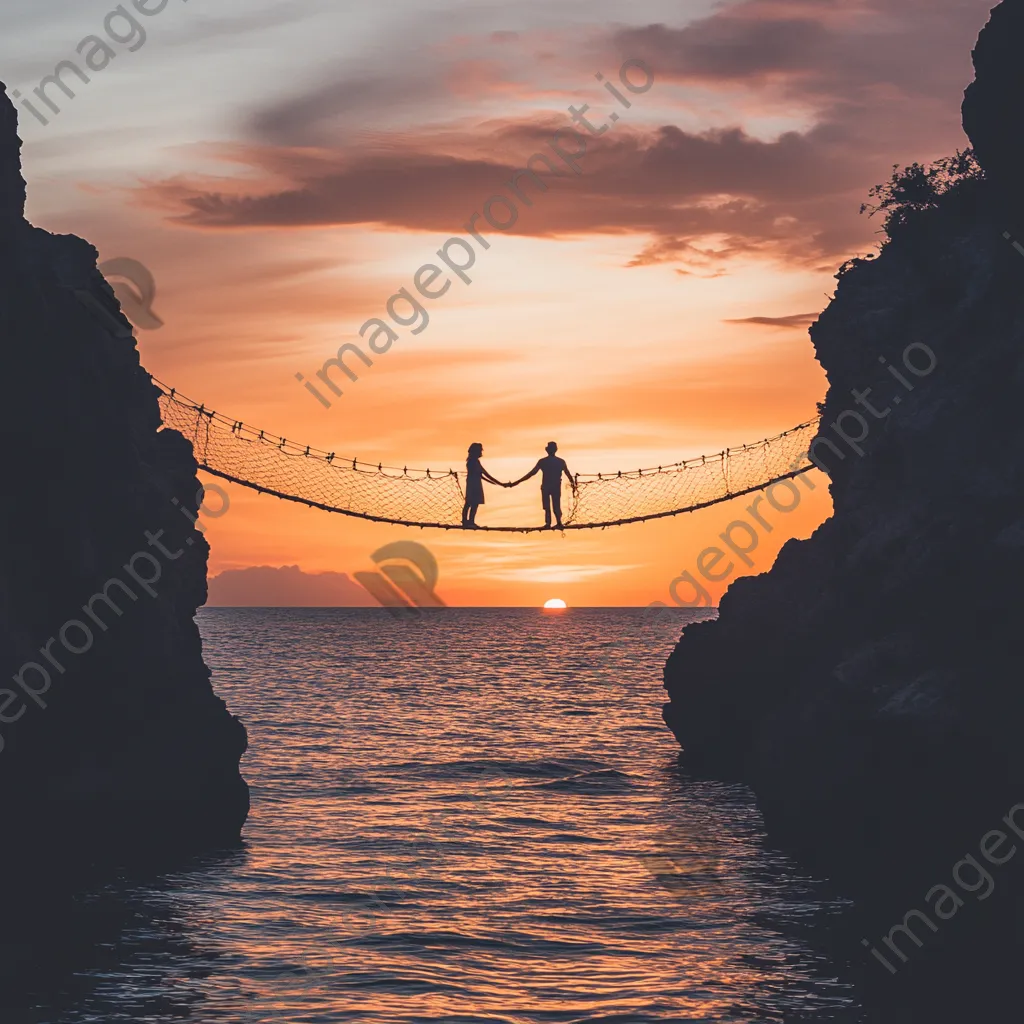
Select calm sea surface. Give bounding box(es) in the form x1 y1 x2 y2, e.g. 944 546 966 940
19 609 868 1023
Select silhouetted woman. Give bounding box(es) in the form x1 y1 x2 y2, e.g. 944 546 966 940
463 442 504 528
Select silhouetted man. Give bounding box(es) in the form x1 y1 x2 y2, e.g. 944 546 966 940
509 442 576 528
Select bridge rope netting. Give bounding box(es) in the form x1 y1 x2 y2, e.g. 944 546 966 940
154 378 820 532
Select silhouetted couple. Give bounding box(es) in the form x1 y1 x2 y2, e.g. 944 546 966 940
463 442 576 529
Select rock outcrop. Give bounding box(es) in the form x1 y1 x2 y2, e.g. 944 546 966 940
662 0 1024 996
0 86 248 857
962 0 1024 236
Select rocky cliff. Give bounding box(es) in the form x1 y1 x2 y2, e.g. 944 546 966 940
0 86 248 857
662 0 1024 997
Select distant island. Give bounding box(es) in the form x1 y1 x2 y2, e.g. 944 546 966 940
207 565 378 607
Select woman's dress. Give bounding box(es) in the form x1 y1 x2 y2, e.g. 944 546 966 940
466 457 485 505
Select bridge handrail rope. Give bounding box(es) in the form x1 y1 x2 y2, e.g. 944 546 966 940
152 376 820 533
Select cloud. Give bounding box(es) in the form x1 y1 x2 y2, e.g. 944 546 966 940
133 119 878 267
240 26 569 147
612 0 989 109
482 563 644 584
724 312 820 328
249 72 449 147
127 0 994 272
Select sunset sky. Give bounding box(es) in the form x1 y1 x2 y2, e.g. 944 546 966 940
3 0 993 605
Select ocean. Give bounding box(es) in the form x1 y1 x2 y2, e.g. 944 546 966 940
15 608 866 1023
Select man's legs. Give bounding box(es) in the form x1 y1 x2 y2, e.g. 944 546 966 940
542 489 562 527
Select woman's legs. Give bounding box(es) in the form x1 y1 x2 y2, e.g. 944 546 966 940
463 502 480 527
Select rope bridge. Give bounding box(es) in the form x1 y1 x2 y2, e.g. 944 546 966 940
154 378 820 533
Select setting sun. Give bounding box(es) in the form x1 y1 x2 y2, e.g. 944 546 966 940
543 599 568 610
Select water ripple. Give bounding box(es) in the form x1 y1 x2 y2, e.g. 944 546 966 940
3 608 865 1023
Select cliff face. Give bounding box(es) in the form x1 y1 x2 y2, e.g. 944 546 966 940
0 88 248 855
663 0 1024 910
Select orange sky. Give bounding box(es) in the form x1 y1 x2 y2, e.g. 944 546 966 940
5 0 992 604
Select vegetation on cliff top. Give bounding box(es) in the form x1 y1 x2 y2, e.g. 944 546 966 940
835 150 984 282
860 149 984 240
